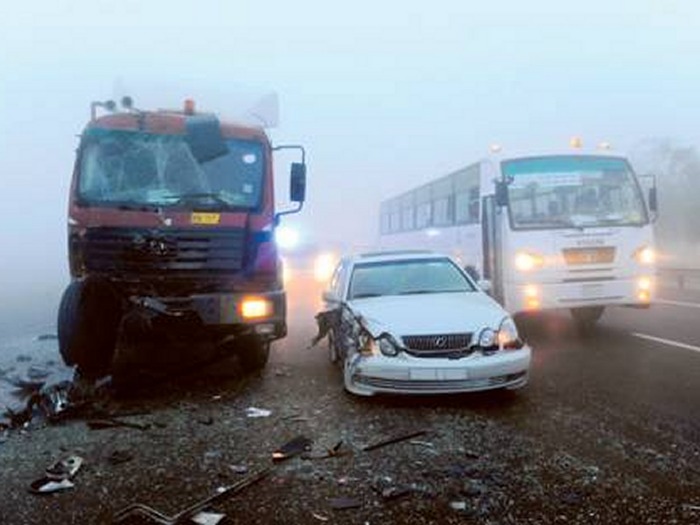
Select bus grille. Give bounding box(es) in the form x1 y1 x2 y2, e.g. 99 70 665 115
76 227 246 277
562 247 615 265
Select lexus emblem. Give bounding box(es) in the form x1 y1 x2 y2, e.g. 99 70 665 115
434 336 447 348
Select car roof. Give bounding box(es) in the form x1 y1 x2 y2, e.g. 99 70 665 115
346 250 453 265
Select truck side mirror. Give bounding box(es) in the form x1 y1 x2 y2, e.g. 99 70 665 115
290 163 306 203
648 187 658 213
495 180 509 207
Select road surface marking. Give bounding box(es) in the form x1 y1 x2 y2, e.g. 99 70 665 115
632 332 700 354
656 299 700 309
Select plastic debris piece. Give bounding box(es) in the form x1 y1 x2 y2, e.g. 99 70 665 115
191 511 226 525
272 435 313 462
245 407 272 418
28 477 75 494
329 497 361 510
45 455 83 480
311 512 330 521
363 430 428 452
450 501 467 511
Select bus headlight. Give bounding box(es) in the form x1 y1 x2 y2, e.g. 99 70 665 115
514 251 544 272
633 246 655 265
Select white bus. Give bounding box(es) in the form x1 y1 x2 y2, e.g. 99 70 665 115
378 150 657 328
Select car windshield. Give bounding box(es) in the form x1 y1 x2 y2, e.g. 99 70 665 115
77 128 265 210
348 258 475 300
503 156 648 229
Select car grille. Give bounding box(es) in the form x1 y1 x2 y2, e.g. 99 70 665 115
562 247 615 265
402 333 472 357
354 372 527 392
76 227 246 277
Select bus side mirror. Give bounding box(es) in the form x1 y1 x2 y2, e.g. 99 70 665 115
495 181 509 207
648 187 658 213
290 163 307 203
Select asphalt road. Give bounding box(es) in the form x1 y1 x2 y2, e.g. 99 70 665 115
0 278 698 524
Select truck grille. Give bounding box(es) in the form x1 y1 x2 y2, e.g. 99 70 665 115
402 333 472 357
76 227 246 277
562 247 615 265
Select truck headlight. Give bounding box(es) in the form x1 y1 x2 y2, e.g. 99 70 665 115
633 246 655 265
514 251 544 272
241 297 273 319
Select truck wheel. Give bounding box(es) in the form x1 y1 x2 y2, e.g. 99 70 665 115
57 279 122 380
570 306 605 332
237 334 270 371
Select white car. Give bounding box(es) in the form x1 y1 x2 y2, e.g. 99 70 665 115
319 251 531 396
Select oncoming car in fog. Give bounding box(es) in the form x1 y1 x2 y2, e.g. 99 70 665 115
315 251 532 396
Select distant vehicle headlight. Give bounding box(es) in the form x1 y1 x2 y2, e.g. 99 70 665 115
314 252 337 282
514 251 545 272
497 317 522 349
633 246 655 265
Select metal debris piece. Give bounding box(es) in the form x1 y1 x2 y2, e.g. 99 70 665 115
363 430 428 452
28 477 75 495
29 454 83 495
272 435 313 462
191 511 226 525
311 511 330 521
450 501 467 511
329 497 362 510
38 381 72 421
245 407 272 418
112 467 271 524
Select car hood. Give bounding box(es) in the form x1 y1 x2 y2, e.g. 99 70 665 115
347 292 508 338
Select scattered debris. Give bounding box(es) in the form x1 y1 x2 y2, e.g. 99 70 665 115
304 440 349 460
112 467 271 524
272 435 313 462
87 417 150 431
311 511 330 521
245 407 272 418
191 511 226 525
682 503 700 512
372 476 411 501
108 449 134 465
450 501 468 511
197 415 214 426
329 497 362 510
29 455 83 495
230 464 248 475
363 430 428 452
410 440 435 448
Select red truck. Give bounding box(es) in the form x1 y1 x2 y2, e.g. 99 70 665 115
58 97 306 380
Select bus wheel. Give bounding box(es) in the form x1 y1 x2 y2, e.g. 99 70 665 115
570 306 605 331
236 334 270 371
57 278 122 380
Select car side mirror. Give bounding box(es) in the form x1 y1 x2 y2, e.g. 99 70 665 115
477 279 493 293
290 163 306 203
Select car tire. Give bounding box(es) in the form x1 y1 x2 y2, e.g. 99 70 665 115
57 278 122 380
236 334 270 371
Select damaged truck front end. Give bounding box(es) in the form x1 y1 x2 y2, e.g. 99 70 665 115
58 98 306 380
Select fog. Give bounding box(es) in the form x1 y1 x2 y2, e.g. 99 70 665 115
1 0 699 312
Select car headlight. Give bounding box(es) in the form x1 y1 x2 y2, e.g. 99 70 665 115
633 246 655 265
497 317 522 349
378 336 400 357
514 251 544 272
478 328 497 347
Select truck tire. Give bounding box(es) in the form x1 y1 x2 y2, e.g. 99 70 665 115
57 278 122 379
570 306 605 332
236 334 270 371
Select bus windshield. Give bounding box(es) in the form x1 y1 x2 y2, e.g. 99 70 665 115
77 129 265 210
502 156 648 230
